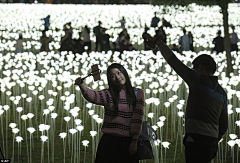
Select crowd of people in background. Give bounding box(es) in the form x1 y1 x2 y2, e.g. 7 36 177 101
14 13 239 56
37 15 138 55
212 25 239 54
144 13 195 54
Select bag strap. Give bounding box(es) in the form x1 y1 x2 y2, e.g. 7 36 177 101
135 88 158 141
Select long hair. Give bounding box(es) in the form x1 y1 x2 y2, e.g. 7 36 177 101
107 63 136 110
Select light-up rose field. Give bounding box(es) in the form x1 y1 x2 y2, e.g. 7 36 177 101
0 3 240 163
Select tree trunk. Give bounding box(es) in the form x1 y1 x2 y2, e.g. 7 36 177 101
220 1 233 77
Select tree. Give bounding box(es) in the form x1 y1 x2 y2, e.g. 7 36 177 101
150 0 234 77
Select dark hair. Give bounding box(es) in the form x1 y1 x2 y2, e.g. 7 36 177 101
107 63 136 110
217 30 221 35
192 54 217 74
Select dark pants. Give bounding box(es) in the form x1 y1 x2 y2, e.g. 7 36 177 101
95 134 138 163
231 44 238 52
95 38 103 51
183 133 218 163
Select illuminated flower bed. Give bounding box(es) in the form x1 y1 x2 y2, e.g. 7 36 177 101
0 3 240 163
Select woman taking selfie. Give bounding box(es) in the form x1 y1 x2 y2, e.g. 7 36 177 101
75 63 145 163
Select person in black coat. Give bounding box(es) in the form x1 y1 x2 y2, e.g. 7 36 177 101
212 30 224 54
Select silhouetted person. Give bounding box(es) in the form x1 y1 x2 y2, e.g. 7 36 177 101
41 15 50 31
188 31 194 52
73 32 84 54
212 30 224 54
142 26 151 50
119 29 130 53
230 26 239 52
179 28 191 52
93 21 103 51
118 16 126 29
63 22 73 37
102 29 111 52
82 25 91 52
114 32 122 52
59 29 73 52
154 26 166 44
40 30 53 52
15 33 23 53
151 12 160 28
112 42 119 52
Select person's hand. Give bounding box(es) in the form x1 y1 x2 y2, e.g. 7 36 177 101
142 33 156 49
129 140 138 155
74 77 83 86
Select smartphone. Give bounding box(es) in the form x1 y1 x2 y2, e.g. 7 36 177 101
91 64 101 81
